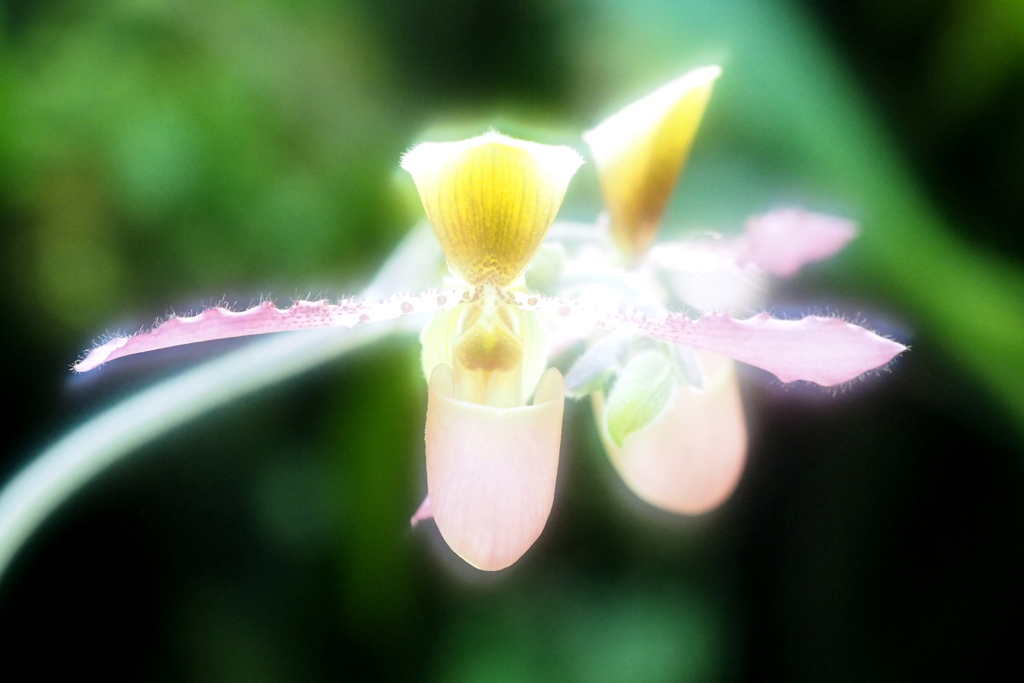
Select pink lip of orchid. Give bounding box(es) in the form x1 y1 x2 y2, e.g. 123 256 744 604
73 71 906 571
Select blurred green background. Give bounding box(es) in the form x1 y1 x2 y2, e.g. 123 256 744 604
2 0 1023 680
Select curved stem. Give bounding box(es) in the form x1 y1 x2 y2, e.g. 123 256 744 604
0 225 440 583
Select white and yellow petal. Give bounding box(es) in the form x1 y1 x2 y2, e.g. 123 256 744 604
402 132 584 287
584 66 720 256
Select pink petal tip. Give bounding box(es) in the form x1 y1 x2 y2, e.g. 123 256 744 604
738 209 857 277
410 496 433 526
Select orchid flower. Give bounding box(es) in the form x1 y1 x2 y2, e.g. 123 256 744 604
556 66 892 515
74 71 905 572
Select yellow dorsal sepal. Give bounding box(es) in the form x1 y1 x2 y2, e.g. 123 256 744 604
584 66 720 257
402 132 583 287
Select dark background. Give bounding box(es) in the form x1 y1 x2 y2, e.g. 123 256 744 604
2 0 1022 680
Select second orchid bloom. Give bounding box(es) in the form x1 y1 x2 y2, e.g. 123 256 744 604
75 66 905 572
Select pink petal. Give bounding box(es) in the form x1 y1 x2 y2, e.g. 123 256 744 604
647 239 768 312
629 312 904 386
599 352 746 514
511 293 905 387
74 290 462 372
737 209 857 277
410 496 433 526
425 364 564 571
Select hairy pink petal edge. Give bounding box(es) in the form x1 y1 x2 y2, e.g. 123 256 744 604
74 290 463 372
511 293 906 387
598 352 747 514
737 209 857 277
425 364 564 571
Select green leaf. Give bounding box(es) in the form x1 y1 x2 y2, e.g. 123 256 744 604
604 350 675 448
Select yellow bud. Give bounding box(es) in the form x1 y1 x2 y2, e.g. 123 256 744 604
584 66 720 256
402 132 584 287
